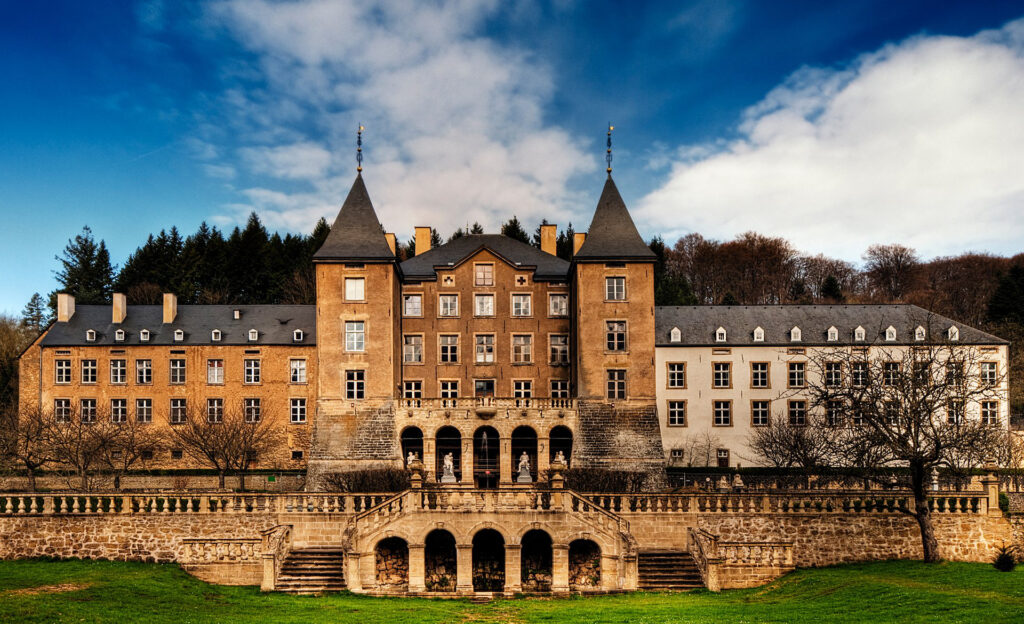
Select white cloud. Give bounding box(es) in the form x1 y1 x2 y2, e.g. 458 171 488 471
637 18 1024 260
239 142 332 180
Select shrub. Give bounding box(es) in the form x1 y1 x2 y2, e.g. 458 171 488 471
993 544 1016 572
321 467 410 493
999 492 1009 513
563 468 648 493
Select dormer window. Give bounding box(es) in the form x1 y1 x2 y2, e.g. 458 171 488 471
85 329 96 342
885 326 897 342
715 327 727 343
173 329 184 342
670 327 681 343
753 327 764 342
827 326 839 342
140 329 150 342
790 326 802 342
114 329 125 342
914 326 926 341
293 329 304 342
211 329 222 342
248 329 258 342
854 326 865 342
948 326 959 341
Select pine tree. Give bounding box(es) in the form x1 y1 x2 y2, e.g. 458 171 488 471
821 275 845 303
470 222 484 235
21 293 49 333
531 219 551 248
501 216 529 243
721 292 740 305
51 226 116 307
556 223 575 261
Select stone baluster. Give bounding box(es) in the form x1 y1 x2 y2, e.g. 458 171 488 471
43 496 54 515
71 496 80 514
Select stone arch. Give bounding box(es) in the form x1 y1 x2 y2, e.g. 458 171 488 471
424 529 457 592
520 529 552 592
473 426 500 488
510 426 537 483
400 426 423 466
375 536 409 589
568 539 601 589
549 425 573 466
472 528 505 592
435 426 462 483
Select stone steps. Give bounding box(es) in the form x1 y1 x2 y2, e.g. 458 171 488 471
275 549 346 593
637 551 704 591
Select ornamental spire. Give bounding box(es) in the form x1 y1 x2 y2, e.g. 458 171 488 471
356 123 364 173
606 123 614 176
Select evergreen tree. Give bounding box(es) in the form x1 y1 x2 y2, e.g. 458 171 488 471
556 223 575 261
447 227 467 242
309 218 330 254
821 275 845 303
431 228 442 248
51 226 115 307
649 237 697 306
501 216 529 243
470 222 484 235
721 292 740 305
531 219 551 248
988 265 1024 325
20 293 49 333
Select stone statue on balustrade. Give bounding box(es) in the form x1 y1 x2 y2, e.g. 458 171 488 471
516 452 532 483
441 452 458 484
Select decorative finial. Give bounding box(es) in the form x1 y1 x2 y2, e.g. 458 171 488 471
356 124 364 173
606 123 614 176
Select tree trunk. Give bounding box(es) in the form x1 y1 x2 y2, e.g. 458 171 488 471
218 470 226 489
238 471 246 492
27 468 37 492
911 463 940 563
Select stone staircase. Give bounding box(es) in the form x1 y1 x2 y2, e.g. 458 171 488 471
637 551 703 591
274 548 347 593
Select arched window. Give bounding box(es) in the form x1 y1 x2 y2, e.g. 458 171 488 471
140 329 150 342
827 326 838 342
885 326 897 341
790 326 802 342
854 326 865 342
173 329 184 342
248 329 258 342
293 329 304 342
914 326 926 341
85 329 96 342
715 327 727 342
948 326 959 341
211 329 222 342
670 327 681 343
114 329 125 342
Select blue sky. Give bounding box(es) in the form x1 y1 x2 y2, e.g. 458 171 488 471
2 0 1023 315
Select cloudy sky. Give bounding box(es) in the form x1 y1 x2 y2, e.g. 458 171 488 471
1 1 1022 314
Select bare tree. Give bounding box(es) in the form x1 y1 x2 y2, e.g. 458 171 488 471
48 408 117 491
746 413 835 470
863 244 921 301
4 407 59 491
99 416 166 491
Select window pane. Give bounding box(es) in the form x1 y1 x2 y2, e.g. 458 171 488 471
549 294 568 316
345 278 365 300
475 294 494 316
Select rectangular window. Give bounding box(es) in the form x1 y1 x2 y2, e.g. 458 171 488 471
439 294 459 317
169 359 186 385
981 362 998 385
80 398 97 423
439 335 459 363
475 379 496 397
852 362 869 387
825 362 842 387
717 449 730 468
244 398 261 423
345 277 365 301
440 380 459 398
170 398 187 424
54 399 71 423
668 400 686 426
81 359 97 384
55 359 72 384
475 334 495 363
403 381 423 398
110 359 127 384
512 335 532 363
605 276 626 300
883 362 900 386
947 400 964 424
345 321 365 352
207 359 224 384
135 398 152 424
607 369 626 400
788 362 806 388
713 362 731 388
713 400 731 426
136 359 152 384
751 400 770 427
548 293 568 317
474 294 494 316
512 294 532 317
550 380 569 398
981 401 999 426
606 321 627 351
290 398 307 424
290 359 307 383
750 362 769 388
946 362 965 384
788 400 807 426
403 335 423 363
826 400 843 426
549 335 569 365
244 359 261 384
667 363 686 388
403 294 422 317
474 264 494 286
207 398 224 423
345 370 365 400
111 398 127 423
513 380 532 398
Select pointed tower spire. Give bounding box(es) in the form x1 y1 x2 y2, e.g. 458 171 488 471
313 174 394 262
575 161 655 261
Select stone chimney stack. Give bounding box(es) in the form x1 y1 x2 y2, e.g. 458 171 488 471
541 224 557 256
573 232 587 255
414 227 432 256
56 293 75 323
162 293 177 324
385 232 397 255
112 293 127 324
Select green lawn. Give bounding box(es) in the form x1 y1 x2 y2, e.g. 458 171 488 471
1 558 1022 623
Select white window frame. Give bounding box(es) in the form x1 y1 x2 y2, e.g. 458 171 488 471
211 329 222 342
476 334 495 364
474 294 495 317
753 327 764 342
715 327 727 343
290 398 307 424
169 360 186 385
170 398 187 424
55 359 72 384
512 293 532 317
244 359 261 384
135 398 152 424
110 359 127 384
136 359 152 385
81 359 97 384
345 277 365 301
548 293 568 317
827 326 839 342
248 329 258 342
111 398 127 423
86 329 96 342
512 334 533 364
346 369 365 400
55 399 71 423
345 321 365 352
207 398 224 424
290 359 307 384
114 329 125 342
670 327 682 343
244 398 262 423
207 359 224 384
140 329 150 342
403 335 423 363
439 294 459 317
403 294 423 317
885 326 897 341
667 400 686 426
790 326 801 342
173 329 184 342
292 329 304 342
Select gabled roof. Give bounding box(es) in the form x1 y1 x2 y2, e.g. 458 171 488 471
400 234 570 282
574 176 656 261
654 304 1008 346
313 174 395 262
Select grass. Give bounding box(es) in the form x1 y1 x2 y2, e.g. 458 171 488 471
1 559 1023 623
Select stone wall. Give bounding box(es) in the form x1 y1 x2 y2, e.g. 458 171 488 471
568 540 601 588
375 537 409 588
574 401 665 488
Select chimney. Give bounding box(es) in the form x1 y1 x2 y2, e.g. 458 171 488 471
540 224 557 256
112 293 127 324
57 293 75 323
162 293 177 324
573 232 587 255
414 227 432 256
385 232 397 255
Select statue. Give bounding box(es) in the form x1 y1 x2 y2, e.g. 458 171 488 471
516 452 532 483
553 450 566 465
406 451 418 467
441 452 458 484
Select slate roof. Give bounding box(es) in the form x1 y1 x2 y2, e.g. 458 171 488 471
41 305 316 347
399 234 570 282
654 305 1008 346
574 176 656 261
313 174 395 262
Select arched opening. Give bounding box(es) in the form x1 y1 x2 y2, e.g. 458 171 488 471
568 539 601 589
435 426 461 483
473 426 500 488
375 537 409 589
510 426 537 483
424 529 457 592
549 426 573 466
400 427 423 467
472 529 505 592
520 529 552 592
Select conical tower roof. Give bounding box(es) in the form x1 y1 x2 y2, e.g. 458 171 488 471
313 174 395 262
575 176 655 261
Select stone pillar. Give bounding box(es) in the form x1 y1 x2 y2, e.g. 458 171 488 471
260 552 276 591
359 551 376 591
499 437 512 485
600 554 618 590
408 543 426 593
346 551 363 592
982 471 1002 517
537 437 550 478
461 438 474 486
622 553 638 590
552 543 570 594
456 544 474 593
504 544 523 593
424 438 436 483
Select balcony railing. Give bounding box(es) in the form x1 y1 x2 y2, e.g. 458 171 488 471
397 397 576 410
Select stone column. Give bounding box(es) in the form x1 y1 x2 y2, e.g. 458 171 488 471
600 554 618 590
345 551 363 592
504 544 522 593
552 543 570 594
456 544 474 593
407 543 426 593
461 438 474 486
982 471 1002 517
424 438 436 483
499 437 513 485
359 551 376 591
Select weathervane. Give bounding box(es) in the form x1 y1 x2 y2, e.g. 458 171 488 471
606 122 614 175
357 123 364 173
